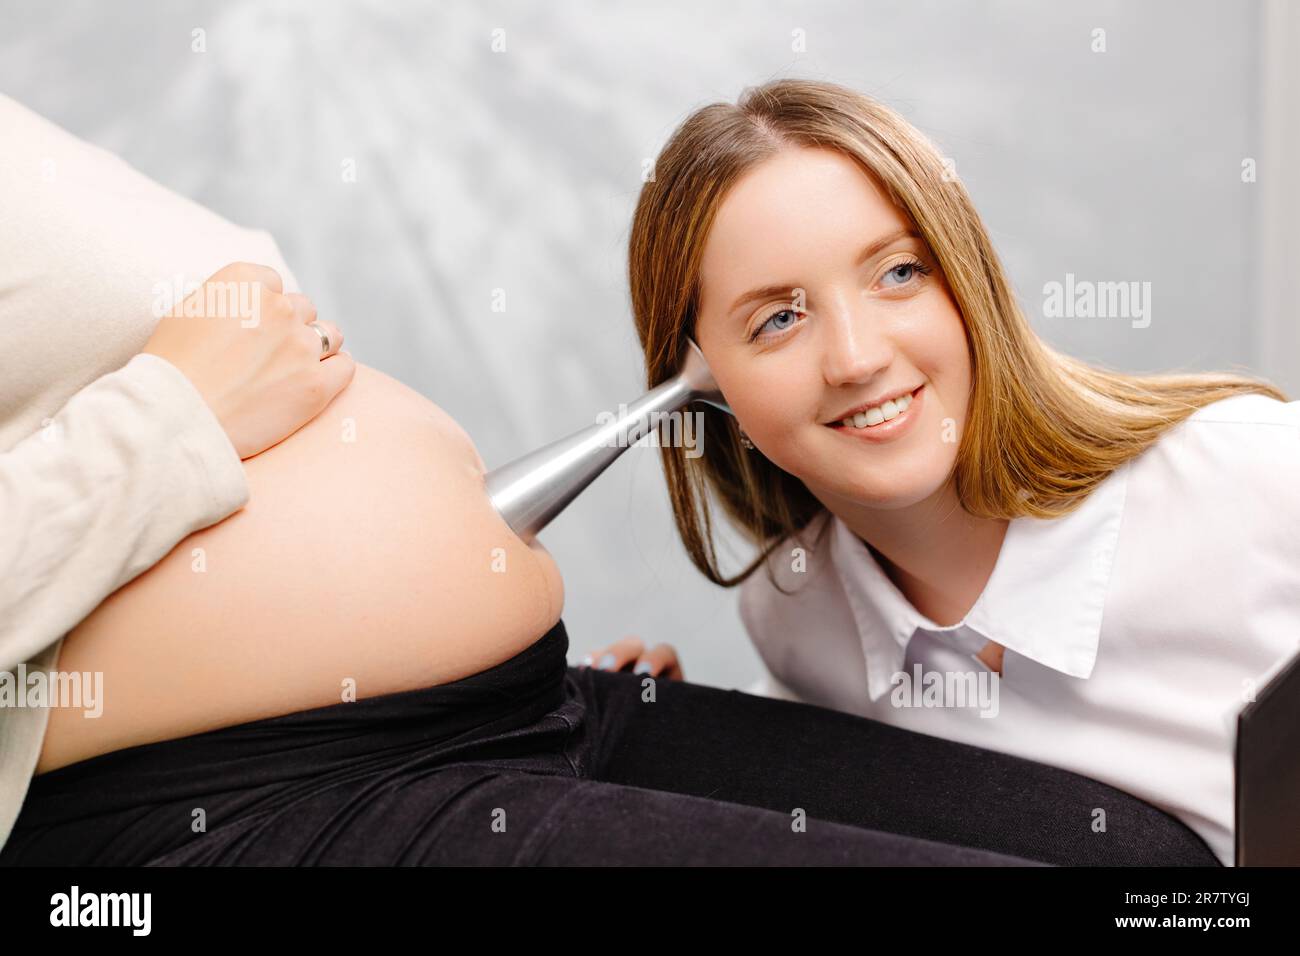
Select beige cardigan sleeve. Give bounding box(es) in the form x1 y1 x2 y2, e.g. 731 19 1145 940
0 351 250 671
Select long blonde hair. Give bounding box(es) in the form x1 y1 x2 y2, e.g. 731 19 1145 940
627 78 1287 589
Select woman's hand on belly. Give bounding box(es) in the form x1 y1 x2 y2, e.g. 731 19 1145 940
37 364 565 774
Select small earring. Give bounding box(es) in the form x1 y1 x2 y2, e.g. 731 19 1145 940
739 430 755 450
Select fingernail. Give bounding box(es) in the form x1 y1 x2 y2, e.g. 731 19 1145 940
633 661 653 675
579 654 593 669
596 653 616 671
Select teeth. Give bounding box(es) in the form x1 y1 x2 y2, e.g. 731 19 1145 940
842 391 912 428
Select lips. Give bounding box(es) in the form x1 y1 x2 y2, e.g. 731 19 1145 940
825 385 923 427
826 384 925 443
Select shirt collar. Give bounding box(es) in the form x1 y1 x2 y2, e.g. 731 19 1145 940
829 460 1131 703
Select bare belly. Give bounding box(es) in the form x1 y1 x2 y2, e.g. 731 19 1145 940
36 363 565 775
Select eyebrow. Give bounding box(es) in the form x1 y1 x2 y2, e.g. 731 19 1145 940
726 228 921 319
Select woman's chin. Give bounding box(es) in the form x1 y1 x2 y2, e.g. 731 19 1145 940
805 467 949 512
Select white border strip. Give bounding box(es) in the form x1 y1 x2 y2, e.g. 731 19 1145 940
1258 0 1300 398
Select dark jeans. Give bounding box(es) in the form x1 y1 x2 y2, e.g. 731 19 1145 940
0 618 1219 866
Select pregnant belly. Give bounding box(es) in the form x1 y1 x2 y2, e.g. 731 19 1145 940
36 363 565 775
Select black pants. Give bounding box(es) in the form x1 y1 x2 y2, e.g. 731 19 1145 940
0 618 1219 866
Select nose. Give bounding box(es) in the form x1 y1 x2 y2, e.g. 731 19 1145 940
819 300 895 389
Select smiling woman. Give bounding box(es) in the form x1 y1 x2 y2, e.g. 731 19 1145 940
693 145 977 523
619 76 1294 866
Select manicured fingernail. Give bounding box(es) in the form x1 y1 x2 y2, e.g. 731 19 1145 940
633 661 653 675
579 654 593 668
596 653 616 670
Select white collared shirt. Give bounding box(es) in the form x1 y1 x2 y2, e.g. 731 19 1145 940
738 393 1300 866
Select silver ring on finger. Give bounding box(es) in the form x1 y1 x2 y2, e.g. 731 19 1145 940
307 320 331 358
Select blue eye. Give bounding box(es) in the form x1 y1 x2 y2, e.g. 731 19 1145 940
749 308 800 343
882 257 932 287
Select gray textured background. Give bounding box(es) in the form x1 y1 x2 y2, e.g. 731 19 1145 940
0 0 1277 689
